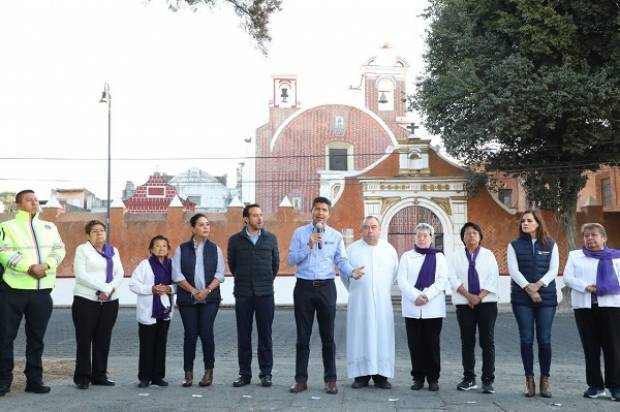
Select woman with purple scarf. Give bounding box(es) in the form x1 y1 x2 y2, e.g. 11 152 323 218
72 220 124 389
448 222 499 394
564 223 620 402
129 235 176 388
397 222 449 392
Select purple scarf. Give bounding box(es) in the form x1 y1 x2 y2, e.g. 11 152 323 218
582 246 620 296
91 242 115 283
414 245 442 290
465 246 481 294
148 255 173 319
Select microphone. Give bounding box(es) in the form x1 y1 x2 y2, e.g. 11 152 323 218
314 222 325 250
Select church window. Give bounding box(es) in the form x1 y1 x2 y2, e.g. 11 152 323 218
498 189 513 208
329 148 348 171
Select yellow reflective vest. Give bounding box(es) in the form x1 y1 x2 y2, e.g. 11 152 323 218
0 209 66 290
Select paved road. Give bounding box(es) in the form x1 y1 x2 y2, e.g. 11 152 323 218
1 307 617 411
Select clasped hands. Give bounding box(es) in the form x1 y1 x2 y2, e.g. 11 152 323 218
191 287 212 302
152 284 172 296
525 281 544 304
27 263 49 279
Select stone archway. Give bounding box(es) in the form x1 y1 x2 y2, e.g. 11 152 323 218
386 205 444 257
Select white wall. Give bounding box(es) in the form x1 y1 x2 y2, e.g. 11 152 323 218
51 276 564 307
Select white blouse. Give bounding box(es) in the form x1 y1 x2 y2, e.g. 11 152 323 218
397 250 449 319
448 246 500 305
73 242 124 302
129 259 177 325
507 240 559 288
563 249 620 309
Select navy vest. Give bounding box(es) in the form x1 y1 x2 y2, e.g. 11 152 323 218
510 235 557 306
176 238 221 305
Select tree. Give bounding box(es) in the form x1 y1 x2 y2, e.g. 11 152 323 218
415 0 620 250
161 0 282 54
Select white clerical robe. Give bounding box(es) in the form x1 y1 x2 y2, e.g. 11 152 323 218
343 239 399 379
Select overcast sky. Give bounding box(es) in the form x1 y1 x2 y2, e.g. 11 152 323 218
0 0 431 200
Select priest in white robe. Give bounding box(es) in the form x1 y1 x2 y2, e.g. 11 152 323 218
342 216 399 389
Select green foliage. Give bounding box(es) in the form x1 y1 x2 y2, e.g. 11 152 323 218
416 0 620 246
161 0 282 54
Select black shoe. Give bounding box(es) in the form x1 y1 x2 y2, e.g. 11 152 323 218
428 382 439 392
75 383 89 390
609 388 620 401
411 380 424 390
138 380 150 388
457 378 477 391
351 379 369 389
374 380 392 390
0 385 10 396
151 379 168 387
232 376 251 387
92 378 115 386
482 382 495 394
260 376 272 387
25 383 51 394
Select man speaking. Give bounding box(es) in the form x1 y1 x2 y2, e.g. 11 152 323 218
287 196 363 395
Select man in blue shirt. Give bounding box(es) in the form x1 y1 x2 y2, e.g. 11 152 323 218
288 196 363 395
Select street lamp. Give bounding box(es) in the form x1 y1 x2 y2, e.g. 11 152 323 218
99 82 112 238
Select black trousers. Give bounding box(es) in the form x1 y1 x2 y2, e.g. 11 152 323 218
574 306 620 389
235 294 275 378
0 288 52 387
138 319 170 382
293 278 337 383
405 317 443 383
178 302 219 372
456 302 497 383
71 296 119 384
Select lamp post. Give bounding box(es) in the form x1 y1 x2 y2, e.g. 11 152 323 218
99 82 112 237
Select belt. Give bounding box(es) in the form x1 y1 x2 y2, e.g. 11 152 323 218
298 278 334 287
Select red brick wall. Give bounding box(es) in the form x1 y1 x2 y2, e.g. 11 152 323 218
255 104 395 212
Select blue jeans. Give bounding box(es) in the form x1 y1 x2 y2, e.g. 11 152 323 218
512 304 556 376
178 302 219 372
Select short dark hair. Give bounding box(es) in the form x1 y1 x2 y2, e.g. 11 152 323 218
85 219 106 234
149 235 171 251
15 190 35 203
189 213 208 227
312 196 332 210
460 222 483 244
243 203 261 218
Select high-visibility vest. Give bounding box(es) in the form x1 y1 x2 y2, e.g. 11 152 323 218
0 210 65 290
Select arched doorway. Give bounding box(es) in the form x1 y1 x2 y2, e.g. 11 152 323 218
387 206 444 257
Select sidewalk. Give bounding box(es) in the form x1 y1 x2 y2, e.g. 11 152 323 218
1 308 616 411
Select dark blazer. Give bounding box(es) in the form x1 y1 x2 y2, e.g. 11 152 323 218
227 228 279 297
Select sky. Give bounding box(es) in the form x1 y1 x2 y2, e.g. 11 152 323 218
0 0 432 201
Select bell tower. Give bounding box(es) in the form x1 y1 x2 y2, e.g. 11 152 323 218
361 43 409 120
271 75 298 109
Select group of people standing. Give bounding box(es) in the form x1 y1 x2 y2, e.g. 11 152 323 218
0 190 619 403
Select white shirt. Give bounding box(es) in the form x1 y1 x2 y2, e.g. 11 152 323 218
563 249 620 309
448 246 500 305
507 241 559 288
129 258 178 325
397 249 449 319
73 242 124 301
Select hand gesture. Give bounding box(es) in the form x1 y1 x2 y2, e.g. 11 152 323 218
351 266 365 280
